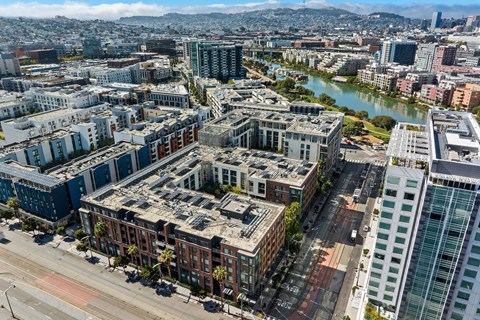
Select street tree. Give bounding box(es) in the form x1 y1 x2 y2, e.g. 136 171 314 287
7 197 20 218
159 248 174 279
76 242 89 256
213 265 227 309
285 202 301 243
127 244 139 270
94 221 111 267
114 255 130 273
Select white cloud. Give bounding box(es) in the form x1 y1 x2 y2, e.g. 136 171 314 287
0 1 478 20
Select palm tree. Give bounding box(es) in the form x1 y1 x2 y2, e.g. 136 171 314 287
127 244 139 271
94 221 111 268
7 197 20 218
158 249 174 280
213 265 227 310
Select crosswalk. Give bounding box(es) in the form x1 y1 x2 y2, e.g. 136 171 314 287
346 159 386 166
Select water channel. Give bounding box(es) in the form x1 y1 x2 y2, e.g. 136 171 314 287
263 61 427 124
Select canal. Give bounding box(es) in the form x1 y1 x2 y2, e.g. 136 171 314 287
264 61 427 124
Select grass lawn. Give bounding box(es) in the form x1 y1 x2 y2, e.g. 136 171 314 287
363 122 391 138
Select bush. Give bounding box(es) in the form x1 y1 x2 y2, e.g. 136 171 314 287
373 209 379 215
56 226 66 235
0 210 14 220
363 249 370 255
74 228 87 240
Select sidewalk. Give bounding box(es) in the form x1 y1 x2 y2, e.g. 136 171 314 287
343 198 381 320
54 236 256 319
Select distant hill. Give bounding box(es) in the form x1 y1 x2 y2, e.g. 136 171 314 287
118 7 362 30
369 12 405 19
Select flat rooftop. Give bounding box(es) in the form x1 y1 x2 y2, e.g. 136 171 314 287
0 161 64 189
148 83 188 95
83 146 284 252
0 130 74 158
386 123 429 167
47 142 142 179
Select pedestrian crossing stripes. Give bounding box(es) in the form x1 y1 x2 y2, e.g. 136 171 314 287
346 159 386 166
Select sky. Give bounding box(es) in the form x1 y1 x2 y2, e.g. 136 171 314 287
0 0 479 20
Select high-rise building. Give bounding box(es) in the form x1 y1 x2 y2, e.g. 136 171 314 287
82 37 103 58
183 40 245 80
367 111 480 320
380 41 417 66
143 39 176 56
416 43 438 71
431 11 442 31
431 46 457 72
0 53 21 78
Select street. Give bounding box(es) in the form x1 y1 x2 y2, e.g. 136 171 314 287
266 162 368 320
0 226 233 320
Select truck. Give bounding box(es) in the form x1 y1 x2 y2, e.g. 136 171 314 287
350 230 357 243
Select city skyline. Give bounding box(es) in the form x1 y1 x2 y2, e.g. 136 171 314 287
0 1 479 20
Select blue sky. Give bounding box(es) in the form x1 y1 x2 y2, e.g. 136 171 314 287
0 0 478 20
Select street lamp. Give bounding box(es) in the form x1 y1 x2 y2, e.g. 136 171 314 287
3 284 16 319
237 293 245 320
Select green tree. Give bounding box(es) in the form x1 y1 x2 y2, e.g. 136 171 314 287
355 110 369 120
74 228 86 240
114 255 130 273
213 265 227 309
407 95 416 104
232 186 243 194
7 197 20 218
318 93 336 106
127 244 139 270
285 202 301 243
94 221 111 268
56 226 66 235
159 248 174 279
370 116 397 131
321 179 334 196
76 242 89 256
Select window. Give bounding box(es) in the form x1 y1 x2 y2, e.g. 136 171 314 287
383 200 395 209
401 204 413 212
391 257 401 264
372 262 383 270
451 313 463 320
383 294 393 301
472 245 480 254
399 215 410 223
378 233 389 240
393 247 403 254
387 276 397 283
404 192 415 201
475 233 480 241
406 180 417 188
385 285 395 292
386 176 400 185
395 237 405 244
467 257 480 267
370 272 381 279
397 226 408 234
457 291 470 301
376 243 387 251
463 269 477 278
369 281 380 288
374 253 385 260
381 211 393 219
389 267 399 274
385 189 397 197
379 222 391 230
460 280 473 290
454 302 466 311
368 290 378 297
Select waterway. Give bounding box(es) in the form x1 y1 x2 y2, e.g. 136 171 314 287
264 61 427 124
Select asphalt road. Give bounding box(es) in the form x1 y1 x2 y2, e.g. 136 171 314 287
266 162 366 320
0 227 231 320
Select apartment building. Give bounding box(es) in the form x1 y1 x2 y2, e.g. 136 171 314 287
140 58 172 84
199 109 342 176
25 87 100 111
380 41 417 66
0 91 35 120
451 83 480 110
0 130 84 167
367 111 480 320
113 108 201 163
47 142 150 210
77 144 316 296
0 53 21 77
148 83 189 108
183 40 245 80
1 103 110 144
420 84 453 106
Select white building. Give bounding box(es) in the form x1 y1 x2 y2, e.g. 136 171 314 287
0 53 21 77
25 87 100 111
0 91 35 120
148 83 189 108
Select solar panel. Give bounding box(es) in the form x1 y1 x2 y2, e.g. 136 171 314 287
168 189 181 200
199 199 210 207
189 194 202 204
